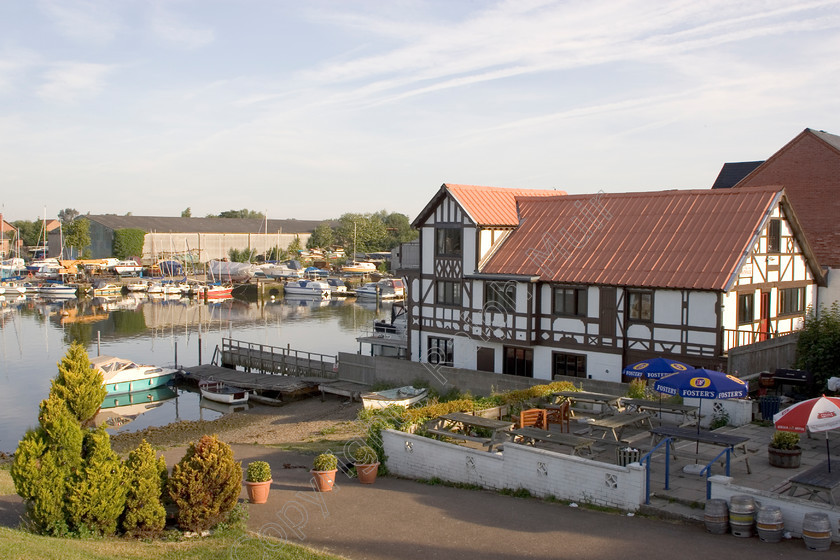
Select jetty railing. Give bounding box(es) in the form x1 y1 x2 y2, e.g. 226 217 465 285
220 338 338 378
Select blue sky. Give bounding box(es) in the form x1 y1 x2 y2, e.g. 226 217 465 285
1 0 839 223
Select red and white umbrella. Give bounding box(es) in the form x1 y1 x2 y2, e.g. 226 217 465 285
773 396 840 471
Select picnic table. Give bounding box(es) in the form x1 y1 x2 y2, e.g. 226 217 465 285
510 427 596 456
649 425 754 473
552 390 624 416
588 411 653 441
425 412 514 451
787 460 840 505
619 398 699 426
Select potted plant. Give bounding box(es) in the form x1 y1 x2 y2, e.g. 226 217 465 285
244 460 273 504
311 452 338 492
353 445 380 484
768 430 801 468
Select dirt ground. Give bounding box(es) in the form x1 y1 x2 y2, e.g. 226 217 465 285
110 396 366 455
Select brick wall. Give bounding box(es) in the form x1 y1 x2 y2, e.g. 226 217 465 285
383 429 646 511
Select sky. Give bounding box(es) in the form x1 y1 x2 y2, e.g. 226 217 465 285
1 0 840 224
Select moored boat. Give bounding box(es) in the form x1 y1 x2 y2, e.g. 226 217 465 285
361 386 428 409
39 283 78 297
91 355 178 395
341 261 377 274
198 379 249 405
113 260 144 276
283 279 331 298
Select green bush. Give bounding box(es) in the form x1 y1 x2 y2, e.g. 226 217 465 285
353 446 378 464
51 341 106 425
770 430 800 450
626 379 647 399
313 453 338 472
66 428 127 536
112 228 145 260
245 461 271 483
796 303 840 394
168 435 242 532
122 440 167 537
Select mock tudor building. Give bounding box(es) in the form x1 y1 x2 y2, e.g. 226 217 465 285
401 183 823 383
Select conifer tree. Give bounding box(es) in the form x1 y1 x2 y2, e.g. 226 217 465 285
122 440 167 536
51 341 106 425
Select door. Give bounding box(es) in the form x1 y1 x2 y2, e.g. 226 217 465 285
759 291 771 341
476 347 494 372
600 287 616 339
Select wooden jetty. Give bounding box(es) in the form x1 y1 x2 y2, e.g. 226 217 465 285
217 338 337 378
179 364 322 401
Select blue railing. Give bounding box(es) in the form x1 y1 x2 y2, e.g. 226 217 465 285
700 447 732 500
639 437 672 505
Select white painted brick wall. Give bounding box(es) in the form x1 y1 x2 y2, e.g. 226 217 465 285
383 430 646 511
709 475 840 542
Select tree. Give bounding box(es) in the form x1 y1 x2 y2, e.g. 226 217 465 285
212 209 265 219
383 212 417 249
13 220 41 247
796 303 840 393
122 440 167 536
287 235 302 256
50 341 106 425
181 208 192 218
335 213 389 254
112 229 146 260
64 218 91 259
58 208 80 224
307 222 334 249
228 248 257 262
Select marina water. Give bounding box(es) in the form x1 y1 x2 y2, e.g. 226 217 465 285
0 293 392 453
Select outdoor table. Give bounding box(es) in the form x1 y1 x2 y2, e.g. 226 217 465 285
588 411 653 441
510 427 596 456
648 425 753 473
426 412 515 451
787 460 840 505
619 398 699 426
552 391 624 416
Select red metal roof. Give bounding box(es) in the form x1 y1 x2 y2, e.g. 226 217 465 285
481 186 789 291
446 184 564 226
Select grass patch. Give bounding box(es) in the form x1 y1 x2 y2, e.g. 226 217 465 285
0 465 15 496
0 526 345 560
269 439 354 456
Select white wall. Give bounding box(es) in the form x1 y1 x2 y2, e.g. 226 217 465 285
383 429 646 511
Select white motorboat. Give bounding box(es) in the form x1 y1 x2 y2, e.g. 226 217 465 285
198 379 249 405
91 355 178 395
113 260 143 275
354 278 405 299
283 280 331 298
341 261 377 274
39 283 78 297
361 386 428 410
325 278 348 296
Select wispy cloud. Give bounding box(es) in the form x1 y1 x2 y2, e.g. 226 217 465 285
38 0 122 44
149 4 214 49
37 61 115 102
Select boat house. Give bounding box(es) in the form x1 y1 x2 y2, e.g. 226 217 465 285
398 183 824 383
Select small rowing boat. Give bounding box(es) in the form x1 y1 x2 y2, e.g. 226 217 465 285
198 379 249 405
361 386 428 409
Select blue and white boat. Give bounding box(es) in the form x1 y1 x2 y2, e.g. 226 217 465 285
283 279 331 298
39 283 78 298
91 355 179 395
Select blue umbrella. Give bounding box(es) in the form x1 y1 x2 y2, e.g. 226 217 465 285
623 357 691 380
654 368 749 456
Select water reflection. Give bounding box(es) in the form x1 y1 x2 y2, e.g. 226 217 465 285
0 293 391 452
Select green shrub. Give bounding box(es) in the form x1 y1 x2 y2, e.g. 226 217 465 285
626 379 647 399
313 453 338 472
51 341 106 425
770 430 800 450
122 440 167 537
168 435 242 532
245 461 271 483
353 446 378 464
112 228 145 260
66 428 127 536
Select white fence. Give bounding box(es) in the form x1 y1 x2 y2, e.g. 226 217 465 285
382 429 646 511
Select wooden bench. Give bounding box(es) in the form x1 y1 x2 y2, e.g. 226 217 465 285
510 427 596 456
544 401 571 432
425 428 493 447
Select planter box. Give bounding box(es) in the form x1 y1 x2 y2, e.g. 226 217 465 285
768 447 801 468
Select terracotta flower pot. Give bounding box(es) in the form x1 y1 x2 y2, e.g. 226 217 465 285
768 446 801 468
355 462 380 484
244 479 273 504
311 469 337 492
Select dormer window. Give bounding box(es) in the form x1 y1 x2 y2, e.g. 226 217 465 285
768 219 781 253
435 227 462 257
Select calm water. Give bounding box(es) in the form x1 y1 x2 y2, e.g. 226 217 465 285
0 292 391 453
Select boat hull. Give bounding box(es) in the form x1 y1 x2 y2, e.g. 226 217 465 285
361 387 428 409
199 380 249 404
104 372 176 395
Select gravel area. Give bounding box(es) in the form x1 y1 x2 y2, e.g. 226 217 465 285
110 397 365 454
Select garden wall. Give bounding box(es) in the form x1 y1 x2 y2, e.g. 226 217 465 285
382 429 646 511
709 475 840 542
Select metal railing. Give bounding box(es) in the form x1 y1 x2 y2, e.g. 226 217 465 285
639 437 672 505
700 448 732 500
220 338 338 378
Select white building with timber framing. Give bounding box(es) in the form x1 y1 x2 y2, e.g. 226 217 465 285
398 183 824 382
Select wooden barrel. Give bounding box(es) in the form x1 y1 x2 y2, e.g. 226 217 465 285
728 495 756 538
704 499 729 535
755 505 784 543
802 512 832 552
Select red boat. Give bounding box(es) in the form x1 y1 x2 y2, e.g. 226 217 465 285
195 284 233 299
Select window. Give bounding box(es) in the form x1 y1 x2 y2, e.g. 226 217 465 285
627 291 652 321
779 287 805 316
435 228 462 256
553 286 587 316
503 346 533 377
436 281 461 306
552 352 587 379
738 293 754 325
768 219 781 253
485 281 516 313
427 337 453 366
